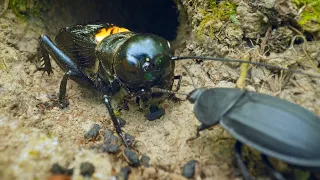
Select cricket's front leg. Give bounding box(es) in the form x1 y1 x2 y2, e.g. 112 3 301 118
104 95 129 148
146 105 165 121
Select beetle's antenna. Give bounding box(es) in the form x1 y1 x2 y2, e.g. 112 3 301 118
151 87 189 96
182 65 197 89
172 56 320 78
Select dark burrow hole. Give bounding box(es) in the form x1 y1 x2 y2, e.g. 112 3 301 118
43 0 179 41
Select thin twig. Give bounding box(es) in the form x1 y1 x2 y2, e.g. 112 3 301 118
260 26 272 55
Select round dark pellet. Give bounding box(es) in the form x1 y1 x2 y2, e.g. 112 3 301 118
140 154 151 167
84 124 100 140
80 162 95 177
182 160 197 178
124 148 140 167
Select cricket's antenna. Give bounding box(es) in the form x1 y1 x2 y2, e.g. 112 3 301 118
182 65 197 89
172 56 320 78
150 87 189 96
151 65 199 96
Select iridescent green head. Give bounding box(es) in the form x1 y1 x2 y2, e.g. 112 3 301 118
114 34 175 91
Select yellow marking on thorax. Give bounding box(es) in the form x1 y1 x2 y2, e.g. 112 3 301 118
95 26 130 43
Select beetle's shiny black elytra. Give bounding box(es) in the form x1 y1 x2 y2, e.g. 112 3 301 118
38 24 180 147
186 87 320 180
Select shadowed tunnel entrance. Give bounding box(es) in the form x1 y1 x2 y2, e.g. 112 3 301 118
46 0 179 41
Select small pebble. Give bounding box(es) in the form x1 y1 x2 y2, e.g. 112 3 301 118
47 93 58 100
140 154 151 167
102 129 120 153
51 163 65 174
124 148 140 167
102 144 121 153
64 168 74 176
246 85 256 92
80 162 95 177
125 133 135 147
50 163 73 176
84 124 100 140
104 129 118 145
182 160 197 178
116 166 132 180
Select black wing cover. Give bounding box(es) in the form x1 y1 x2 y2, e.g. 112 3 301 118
55 24 114 67
220 90 320 167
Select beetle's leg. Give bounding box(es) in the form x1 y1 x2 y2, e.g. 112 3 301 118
146 105 165 121
234 141 252 180
104 95 128 148
186 130 200 143
36 44 53 75
261 154 286 180
186 124 211 142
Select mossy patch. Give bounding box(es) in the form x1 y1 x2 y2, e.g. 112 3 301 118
197 0 238 38
292 0 320 32
9 0 51 20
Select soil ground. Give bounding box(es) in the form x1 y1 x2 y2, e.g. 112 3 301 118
0 0 319 180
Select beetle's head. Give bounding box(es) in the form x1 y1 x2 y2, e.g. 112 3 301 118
187 88 206 104
114 34 175 92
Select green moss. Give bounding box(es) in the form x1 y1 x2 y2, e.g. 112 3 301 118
292 0 317 7
293 169 310 180
9 0 51 20
292 0 320 32
197 0 237 38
